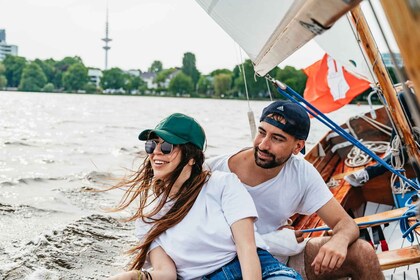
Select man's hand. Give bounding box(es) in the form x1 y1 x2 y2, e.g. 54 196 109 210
295 230 304 243
311 238 347 275
278 225 304 243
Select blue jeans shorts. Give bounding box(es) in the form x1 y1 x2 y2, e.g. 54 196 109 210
202 249 302 280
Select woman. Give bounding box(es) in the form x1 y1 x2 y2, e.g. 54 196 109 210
108 113 301 280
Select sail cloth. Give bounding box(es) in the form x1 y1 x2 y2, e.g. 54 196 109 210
315 14 376 83
303 54 371 114
194 0 362 76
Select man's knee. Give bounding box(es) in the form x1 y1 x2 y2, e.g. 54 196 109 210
348 239 379 267
348 239 376 258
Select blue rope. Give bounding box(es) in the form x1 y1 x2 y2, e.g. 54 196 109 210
400 204 419 242
300 214 413 233
273 83 419 190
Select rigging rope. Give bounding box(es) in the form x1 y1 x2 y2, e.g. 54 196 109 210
345 141 389 167
266 79 273 101
268 76 419 190
237 46 256 140
400 203 419 243
389 135 410 195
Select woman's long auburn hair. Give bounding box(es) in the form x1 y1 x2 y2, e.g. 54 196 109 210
109 141 210 269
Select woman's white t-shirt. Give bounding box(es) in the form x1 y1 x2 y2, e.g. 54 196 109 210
135 171 268 280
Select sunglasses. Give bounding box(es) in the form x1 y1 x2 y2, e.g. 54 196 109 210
145 140 174 155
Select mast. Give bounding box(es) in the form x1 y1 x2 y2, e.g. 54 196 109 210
349 6 420 176
102 3 112 70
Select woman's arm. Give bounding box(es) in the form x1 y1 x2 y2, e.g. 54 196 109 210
149 246 177 280
107 247 177 280
231 217 262 280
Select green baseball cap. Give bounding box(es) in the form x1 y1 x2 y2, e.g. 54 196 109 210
138 113 206 150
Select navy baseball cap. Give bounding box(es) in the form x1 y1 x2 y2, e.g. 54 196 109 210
260 100 310 140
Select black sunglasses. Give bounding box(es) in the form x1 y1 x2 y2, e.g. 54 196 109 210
145 140 174 155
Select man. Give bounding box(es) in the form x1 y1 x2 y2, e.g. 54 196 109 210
207 100 383 279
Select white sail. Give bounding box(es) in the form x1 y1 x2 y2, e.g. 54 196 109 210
315 15 376 83
195 0 362 76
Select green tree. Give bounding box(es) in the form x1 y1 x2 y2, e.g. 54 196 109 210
19 62 47 92
181 52 200 88
197 75 213 95
101 67 126 90
155 68 177 88
42 83 55 92
214 73 232 97
169 72 193 95
275 66 307 95
34 58 56 86
232 60 273 98
0 63 7 89
84 83 97 94
148 60 163 73
54 56 84 89
3 55 27 87
210 68 232 77
62 63 88 92
126 75 146 94
386 66 401 84
231 60 284 98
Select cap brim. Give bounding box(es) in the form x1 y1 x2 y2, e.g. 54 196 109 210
138 129 188 145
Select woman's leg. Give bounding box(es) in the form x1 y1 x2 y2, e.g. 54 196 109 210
203 250 302 280
258 249 303 280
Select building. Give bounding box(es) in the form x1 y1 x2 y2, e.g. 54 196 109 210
0 29 18 60
381 52 403 68
88 68 102 88
127 69 141 77
140 72 157 90
0 30 5 42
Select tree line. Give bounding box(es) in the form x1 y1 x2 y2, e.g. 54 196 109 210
0 52 308 99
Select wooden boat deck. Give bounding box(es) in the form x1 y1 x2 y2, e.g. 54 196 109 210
366 202 420 279
299 107 420 278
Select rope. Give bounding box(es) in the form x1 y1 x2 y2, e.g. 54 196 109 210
326 178 340 188
400 204 419 243
357 115 393 136
267 76 419 190
390 135 409 195
301 211 417 233
266 78 273 101
345 13 378 85
345 141 390 167
238 47 251 111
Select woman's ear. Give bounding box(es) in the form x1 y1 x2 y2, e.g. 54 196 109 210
188 158 195 166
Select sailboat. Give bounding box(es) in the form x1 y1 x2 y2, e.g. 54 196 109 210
195 0 420 277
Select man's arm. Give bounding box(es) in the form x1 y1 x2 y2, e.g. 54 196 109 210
312 197 359 275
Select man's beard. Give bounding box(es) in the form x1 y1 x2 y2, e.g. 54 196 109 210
254 147 290 169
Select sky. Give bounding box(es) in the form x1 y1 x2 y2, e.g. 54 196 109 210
0 0 397 75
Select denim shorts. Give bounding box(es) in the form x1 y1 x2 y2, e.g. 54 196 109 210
202 249 302 280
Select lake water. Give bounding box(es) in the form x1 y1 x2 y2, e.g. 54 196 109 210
0 91 377 279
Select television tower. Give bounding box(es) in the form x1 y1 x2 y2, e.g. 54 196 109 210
102 4 112 70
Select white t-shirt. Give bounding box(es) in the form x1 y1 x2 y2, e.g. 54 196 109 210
135 171 268 280
206 151 333 235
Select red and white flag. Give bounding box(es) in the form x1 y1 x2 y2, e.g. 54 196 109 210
303 54 371 114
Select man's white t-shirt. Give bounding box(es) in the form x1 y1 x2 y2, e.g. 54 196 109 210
135 171 268 280
206 151 333 235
